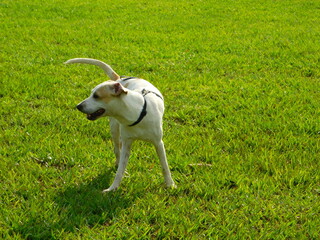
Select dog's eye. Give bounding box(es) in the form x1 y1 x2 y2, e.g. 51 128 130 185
93 93 99 99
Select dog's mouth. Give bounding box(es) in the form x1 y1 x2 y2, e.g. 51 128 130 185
87 109 105 121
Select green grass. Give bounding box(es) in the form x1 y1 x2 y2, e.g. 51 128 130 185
1 0 320 239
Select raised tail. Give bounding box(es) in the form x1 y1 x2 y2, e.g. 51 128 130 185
64 58 120 80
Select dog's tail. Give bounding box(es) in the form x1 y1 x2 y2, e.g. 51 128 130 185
64 58 120 80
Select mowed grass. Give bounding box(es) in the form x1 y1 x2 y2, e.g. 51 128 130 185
1 0 320 239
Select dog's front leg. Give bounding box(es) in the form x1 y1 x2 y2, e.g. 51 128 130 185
102 139 133 192
154 140 176 188
109 118 121 166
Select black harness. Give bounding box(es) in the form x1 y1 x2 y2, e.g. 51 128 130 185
128 89 163 127
121 76 137 81
120 76 163 127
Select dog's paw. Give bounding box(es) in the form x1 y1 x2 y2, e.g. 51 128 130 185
102 187 117 193
167 182 177 189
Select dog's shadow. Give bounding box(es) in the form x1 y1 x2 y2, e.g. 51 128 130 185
14 170 137 238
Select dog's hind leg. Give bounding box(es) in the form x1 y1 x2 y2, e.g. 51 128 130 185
103 139 133 192
109 118 121 166
154 140 176 188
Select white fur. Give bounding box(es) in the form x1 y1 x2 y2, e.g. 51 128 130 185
65 58 176 192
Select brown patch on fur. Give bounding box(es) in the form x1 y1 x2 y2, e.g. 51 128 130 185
94 85 113 103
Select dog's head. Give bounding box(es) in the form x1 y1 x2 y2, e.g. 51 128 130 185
77 81 127 121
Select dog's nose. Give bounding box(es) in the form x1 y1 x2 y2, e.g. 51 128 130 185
76 104 83 112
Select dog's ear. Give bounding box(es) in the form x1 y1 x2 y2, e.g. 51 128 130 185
111 82 128 96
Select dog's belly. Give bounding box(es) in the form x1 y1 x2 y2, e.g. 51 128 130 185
120 123 163 143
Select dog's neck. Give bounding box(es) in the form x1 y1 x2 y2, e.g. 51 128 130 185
108 91 145 126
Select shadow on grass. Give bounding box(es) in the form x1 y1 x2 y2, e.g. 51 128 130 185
14 170 137 239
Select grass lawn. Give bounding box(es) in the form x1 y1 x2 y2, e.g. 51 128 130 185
1 0 320 239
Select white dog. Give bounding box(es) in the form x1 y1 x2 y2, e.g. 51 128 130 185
65 58 176 192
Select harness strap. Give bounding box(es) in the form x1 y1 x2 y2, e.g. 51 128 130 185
128 89 163 127
141 89 163 100
128 98 147 127
121 76 137 81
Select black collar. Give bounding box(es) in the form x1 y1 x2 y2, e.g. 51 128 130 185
128 89 163 127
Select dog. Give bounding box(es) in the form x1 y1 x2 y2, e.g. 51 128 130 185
65 58 176 192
